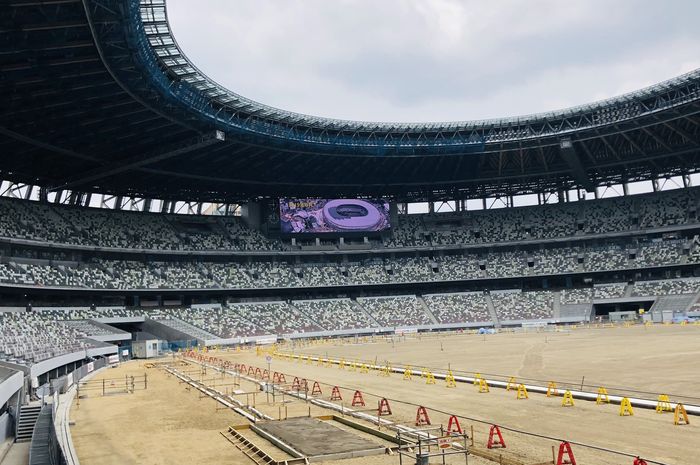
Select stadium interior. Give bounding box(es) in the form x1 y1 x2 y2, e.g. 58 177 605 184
0 1 699 465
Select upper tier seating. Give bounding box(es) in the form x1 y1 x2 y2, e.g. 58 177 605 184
0 236 697 290
0 199 285 251
386 188 698 248
0 187 697 252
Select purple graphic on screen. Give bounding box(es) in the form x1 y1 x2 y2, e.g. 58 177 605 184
280 198 391 234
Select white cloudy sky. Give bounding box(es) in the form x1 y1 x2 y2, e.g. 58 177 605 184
167 0 700 123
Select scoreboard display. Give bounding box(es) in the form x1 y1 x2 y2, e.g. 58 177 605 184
279 198 391 234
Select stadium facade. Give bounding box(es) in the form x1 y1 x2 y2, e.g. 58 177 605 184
1 0 700 203
0 0 699 446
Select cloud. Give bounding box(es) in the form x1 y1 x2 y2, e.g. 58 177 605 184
166 0 700 122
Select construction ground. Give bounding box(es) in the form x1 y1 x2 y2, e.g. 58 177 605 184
70 324 699 465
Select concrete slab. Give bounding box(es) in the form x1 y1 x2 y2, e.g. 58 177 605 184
254 417 385 461
0 442 29 465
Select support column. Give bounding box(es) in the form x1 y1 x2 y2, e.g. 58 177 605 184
53 189 63 204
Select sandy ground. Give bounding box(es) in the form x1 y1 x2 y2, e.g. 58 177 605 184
70 359 466 465
70 325 699 465
284 325 700 398
71 360 251 465
228 325 700 465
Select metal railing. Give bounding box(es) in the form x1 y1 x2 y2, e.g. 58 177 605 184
29 405 66 465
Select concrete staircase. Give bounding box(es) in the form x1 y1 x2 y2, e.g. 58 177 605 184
650 294 698 318
560 304 593 320
15 404 41 443
153 317 218 341
552 292 562 319
288 301 328 331
485 294 500 328
416 296 438 325
351 299 381 327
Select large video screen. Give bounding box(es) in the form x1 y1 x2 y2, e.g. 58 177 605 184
280 198 391 234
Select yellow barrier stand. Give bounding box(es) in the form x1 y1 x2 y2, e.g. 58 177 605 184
403 366 413 381
478 378 489 393
546 381 558 397
379 364 391 377
656 394 672 413
619 397 634 416
339 359 346 370
473 373 482 386
360 363 370 374
561 390 575 407
506 377 517 391
516 384 528 399
348 361 357 372
674 403 690 425
425 371 436 385
445 370 457 388
596 387 610 404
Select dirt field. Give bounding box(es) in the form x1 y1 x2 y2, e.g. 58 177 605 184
285 324 700 397
231 325 699 465
70 359 247 465
70 325 699 465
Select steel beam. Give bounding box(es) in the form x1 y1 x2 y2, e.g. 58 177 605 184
49 130 224 191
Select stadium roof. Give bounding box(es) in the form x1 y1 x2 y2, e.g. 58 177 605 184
1 0 700 202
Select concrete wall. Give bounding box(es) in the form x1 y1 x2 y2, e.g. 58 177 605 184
141 319 196 342
241 202 262 230
0 370 23 408
29 346 117 379
0 412 11 444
